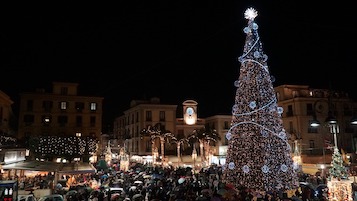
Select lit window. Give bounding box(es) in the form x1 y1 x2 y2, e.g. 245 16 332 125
90 102 97 111
43 116 51 124
60 101 67 110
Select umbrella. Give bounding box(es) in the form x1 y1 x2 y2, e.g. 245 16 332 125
299 182 315 190
178 178 186 184
143 175 151 179
217 188 227 196
151 173 163 180
66 190 78 195
132 194 143 200
134 180 143 185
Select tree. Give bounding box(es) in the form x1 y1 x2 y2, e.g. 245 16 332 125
221 7 298 193
329 147 348 179
188 125 220 167
169 136 190 167
141 123 174 162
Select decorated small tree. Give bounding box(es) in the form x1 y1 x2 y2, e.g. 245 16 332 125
327 146 352 200
329 147 349 180
221 7 299 193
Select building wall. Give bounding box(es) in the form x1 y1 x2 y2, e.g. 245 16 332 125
276 84 357 164
17 82 103 140
0 90 14 136
113 97 178 157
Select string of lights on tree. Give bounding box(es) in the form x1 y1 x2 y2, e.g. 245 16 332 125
0 136 16 146
222 7 298 192
327 146 352 200
30 136 97 158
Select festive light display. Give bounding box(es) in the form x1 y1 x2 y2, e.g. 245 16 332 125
329 147 349 179
327 147 352 200
222 7 299 192
0 136 16 146
327 179 353 201
31 136 98 158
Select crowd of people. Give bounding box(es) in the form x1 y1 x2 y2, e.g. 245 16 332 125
4 162 330 201
57 163 323 201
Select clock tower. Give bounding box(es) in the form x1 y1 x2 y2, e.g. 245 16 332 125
183 100 198 125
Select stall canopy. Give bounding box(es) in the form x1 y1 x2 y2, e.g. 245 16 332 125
2 160 96 174
1 160 62 171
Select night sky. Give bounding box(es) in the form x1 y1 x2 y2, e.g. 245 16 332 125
1 1 356 128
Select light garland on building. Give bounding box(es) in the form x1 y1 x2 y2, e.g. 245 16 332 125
32 136 97 158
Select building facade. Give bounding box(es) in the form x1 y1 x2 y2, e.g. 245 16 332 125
17 82 103 161
113 84 357 171
0 90 15 137
276 84 357 168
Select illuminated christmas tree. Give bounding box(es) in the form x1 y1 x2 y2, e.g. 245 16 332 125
222 7 299 193
327 146 352 201
329 147 348 180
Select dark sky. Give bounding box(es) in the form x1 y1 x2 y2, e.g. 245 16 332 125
1 1 356 128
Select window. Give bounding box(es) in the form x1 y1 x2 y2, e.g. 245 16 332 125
90 116 96 127
42 115 51 125
27 100 33 111
159 111 165 121
90 102 97 111
60 101 68 110
58 115 68 126
60 87 68 95
224 121 229 129
76 132 81 137
42 101 53 112
76 116 82 127
309 140 315 154
146 111 152 121
146 140 151 152
24 115 34 125
306 103 314 116
286 105 293 117
75 102 84 112
292 91 298 98
289 121 294 133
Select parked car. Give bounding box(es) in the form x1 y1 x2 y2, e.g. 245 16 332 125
38 194 64 201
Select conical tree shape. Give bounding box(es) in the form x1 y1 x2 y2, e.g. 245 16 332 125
329 147 349 180
222 7 299 192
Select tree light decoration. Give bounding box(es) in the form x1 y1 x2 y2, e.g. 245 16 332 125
222 7 299 192
327 146 352 200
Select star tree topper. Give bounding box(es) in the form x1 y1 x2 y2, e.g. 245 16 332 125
244 7 258 21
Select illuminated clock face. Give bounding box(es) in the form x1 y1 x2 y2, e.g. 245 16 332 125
186 107 194 115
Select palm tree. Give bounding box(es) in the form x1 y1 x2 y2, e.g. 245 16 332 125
169 136 190 167
141 123 174 163
188 125 220 167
